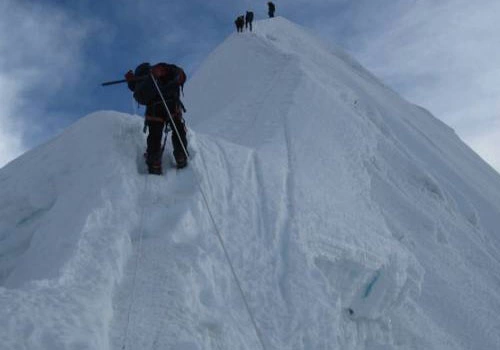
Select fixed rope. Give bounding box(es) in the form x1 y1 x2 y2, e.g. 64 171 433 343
121 176 148 350
121 100 150 350
151 74 268 350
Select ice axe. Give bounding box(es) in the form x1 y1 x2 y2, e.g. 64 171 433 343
101 74 148 87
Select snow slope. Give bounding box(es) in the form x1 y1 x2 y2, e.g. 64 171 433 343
1 17 500 350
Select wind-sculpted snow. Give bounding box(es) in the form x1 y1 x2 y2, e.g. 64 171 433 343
1 17 500 350
0 113 143 348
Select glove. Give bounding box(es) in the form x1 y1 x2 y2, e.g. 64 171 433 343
125 70 134 82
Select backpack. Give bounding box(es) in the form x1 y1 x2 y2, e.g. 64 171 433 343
152 63 186 100
132 62 158 106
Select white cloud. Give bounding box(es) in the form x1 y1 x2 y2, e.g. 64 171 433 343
467 120 500 172
0 1 93 168
0 75 24 167
349 0 500 172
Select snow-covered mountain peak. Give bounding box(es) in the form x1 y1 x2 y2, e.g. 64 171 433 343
2 18 500 350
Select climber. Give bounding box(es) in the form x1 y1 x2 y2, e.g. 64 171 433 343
268 2 275 18
125 62 188 175
235 15 245 32
245 11 254 31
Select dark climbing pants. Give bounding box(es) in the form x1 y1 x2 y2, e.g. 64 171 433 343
145 101 187 164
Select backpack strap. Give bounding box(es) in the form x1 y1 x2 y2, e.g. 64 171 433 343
175 66 187 96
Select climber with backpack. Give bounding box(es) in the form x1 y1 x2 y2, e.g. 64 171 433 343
235 15 245 32
124 62 188 175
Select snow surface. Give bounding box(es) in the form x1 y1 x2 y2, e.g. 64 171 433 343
1 17 500 350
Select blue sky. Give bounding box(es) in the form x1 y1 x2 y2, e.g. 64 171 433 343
1 0 500 172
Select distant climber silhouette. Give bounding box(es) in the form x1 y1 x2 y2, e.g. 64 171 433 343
268 2 275 18
245 11 254 31
235 15 245 33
